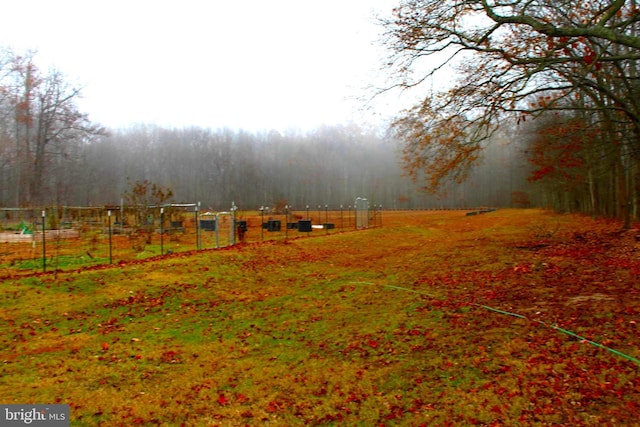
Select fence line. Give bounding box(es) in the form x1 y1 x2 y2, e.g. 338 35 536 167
0 200 383 275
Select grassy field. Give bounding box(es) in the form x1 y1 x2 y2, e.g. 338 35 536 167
1 209 639 426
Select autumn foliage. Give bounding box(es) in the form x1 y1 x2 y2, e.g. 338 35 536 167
0 209 638 425
527 114 588 186
384 0 640 221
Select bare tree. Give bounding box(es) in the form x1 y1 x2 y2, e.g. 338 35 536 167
0 50 103 205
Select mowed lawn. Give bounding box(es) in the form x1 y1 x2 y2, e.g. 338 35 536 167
1 209 639 426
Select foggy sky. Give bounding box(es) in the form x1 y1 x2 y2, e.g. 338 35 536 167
0 0 400 132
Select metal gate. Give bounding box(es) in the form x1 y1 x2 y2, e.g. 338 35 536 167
199 203 237 248
354 197 369 229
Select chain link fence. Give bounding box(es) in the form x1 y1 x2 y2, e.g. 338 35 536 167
0 199 383 275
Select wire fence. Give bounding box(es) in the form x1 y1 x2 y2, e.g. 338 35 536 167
0 200 382 276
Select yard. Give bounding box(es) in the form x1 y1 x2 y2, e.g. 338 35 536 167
0 209 638 426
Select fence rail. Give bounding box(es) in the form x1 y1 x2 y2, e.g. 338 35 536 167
0 202 382 275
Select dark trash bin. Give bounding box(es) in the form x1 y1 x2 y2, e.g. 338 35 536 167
266 220 281 232
298 220 312 232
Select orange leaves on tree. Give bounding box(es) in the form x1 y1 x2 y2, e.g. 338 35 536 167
395 101 482 194
527 115 589 186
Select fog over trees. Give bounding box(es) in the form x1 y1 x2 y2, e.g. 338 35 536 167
26 122 532 210
0 46 537 212
4 2 640 221
12 0 640 218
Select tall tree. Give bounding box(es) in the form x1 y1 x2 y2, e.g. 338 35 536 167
0 50 103 205
382 0 640 219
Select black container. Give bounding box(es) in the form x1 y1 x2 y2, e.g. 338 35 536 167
298 220 312 232
266 220 281 232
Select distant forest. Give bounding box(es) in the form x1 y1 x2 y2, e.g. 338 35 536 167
0 47 537 211
5 0 640 225
22 123 533 210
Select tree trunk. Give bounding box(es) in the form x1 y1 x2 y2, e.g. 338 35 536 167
587 168 597 217
615 156 631 228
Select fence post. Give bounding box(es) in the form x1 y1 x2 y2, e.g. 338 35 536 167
41 210 46 273
285 205 289 240
325 204 329 234
230 202 236 246
195 202 200 250
120 198 124 235
354 200 358 230
215 213 220 248
160 207 164 255
108 210 113 264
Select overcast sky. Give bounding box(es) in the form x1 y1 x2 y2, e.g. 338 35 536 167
0 0 400 132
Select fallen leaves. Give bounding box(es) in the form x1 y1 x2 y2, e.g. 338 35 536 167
216 393 229 406
0 210 638 426
159 350 182 364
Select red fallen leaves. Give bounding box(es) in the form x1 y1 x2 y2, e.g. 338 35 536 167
266 399 288 413
604 257 640 275
317 412 345 423
235 393 249 404
4 211 637 426
217 394 229 406
345 391 366 404
383 404 405 420
512 264 532 274
98 317 124 335
490 405 503 415
160 350 182 364
544 244 605 259
398 224 639 423
407 327 423 336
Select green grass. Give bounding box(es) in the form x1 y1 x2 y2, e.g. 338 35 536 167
1 210 639 426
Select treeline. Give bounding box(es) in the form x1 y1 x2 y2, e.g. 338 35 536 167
0 48 533 211
0 117 535 211
521 108 639 223
385 0 640 226
79 124 411 209
56 124 532 210
0 46 538 211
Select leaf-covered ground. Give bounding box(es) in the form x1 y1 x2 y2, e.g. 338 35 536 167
1 209 638 426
